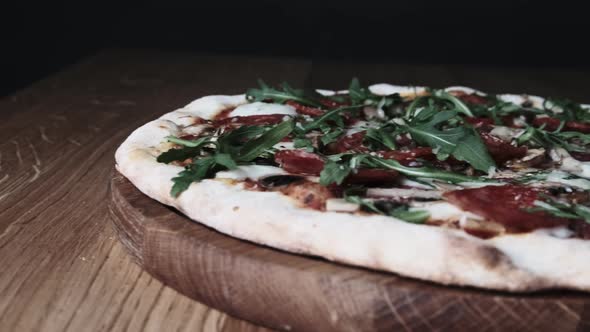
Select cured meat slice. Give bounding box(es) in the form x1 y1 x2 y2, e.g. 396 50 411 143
444 185 571 233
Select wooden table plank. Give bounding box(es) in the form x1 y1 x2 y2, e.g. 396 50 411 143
0 49 588 332
0 49 313 332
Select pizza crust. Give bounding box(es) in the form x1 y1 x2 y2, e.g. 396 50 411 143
115 85 590 292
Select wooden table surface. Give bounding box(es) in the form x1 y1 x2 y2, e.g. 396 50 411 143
1 49 589 332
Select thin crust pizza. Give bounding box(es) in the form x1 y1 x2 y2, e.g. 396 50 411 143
115 79 590 292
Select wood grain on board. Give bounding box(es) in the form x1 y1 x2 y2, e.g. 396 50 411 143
0 49 589 331
110 171 590 332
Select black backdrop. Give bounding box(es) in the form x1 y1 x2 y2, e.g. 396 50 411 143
3 0 589 97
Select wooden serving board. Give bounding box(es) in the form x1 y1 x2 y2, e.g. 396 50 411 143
109 170 590 332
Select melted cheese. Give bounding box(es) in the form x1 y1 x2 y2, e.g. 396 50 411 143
546 170 590 190
183 95 247 120
411 201 483 221
273 142 296 150
316 89 348 96
326 199 359 212
367 188 442 200
551 148 590 179
345 121 373 135
445 86 485 95
368 84 426 97
215 165 287 181
230 102 297 117
182 124 209 136
489 126 524 141
533 226 575 239
497 94 545 108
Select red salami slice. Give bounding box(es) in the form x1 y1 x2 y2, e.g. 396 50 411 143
531 117 562 132
570 152 590 161
564 121 590 133
285 101 324 116
274 150 325 175
479 132 527 165
326 131 368 154
457 93 490 106
274 150 399 186
465 117 494 130
533 117 590 133
571 221 590 240
447 90 491 106
444 185 571 233
380 147 436 166
344 169 399 186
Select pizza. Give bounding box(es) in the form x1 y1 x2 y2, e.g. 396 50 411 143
115 79 590 292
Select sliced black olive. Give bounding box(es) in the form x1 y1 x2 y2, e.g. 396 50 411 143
258 175 305 189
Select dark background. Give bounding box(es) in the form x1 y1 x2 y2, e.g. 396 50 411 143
2 0 589 97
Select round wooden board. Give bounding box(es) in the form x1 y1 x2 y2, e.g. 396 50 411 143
108 170 590 332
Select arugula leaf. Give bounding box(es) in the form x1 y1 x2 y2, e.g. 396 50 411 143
163 121 293 197
169 152 242 197
319 154 370 186
493 101 522 114
517 126 589 153
344 195 430 223
214 153 238 170
407 112 463 155
348 78 369 105
575 205 590 223
527 198 590 223
390 209 431 223
557 131 590 144
165 136 211 147
218 126 266 146
170 157 216 197
406 90 473 118
451 128 497 172
293 137 314 151
544 98 590 122
320 128 344 145
406 110 496 172
364 126 398 150
344 194 380 212
363 156 495 184
237 120 294 161
157 137 216 164
348 78 402 107
432 90 474 117
246 80 321 107
217 125 267 155
302 105 363 131
157 146 200 164
319 160 351 186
